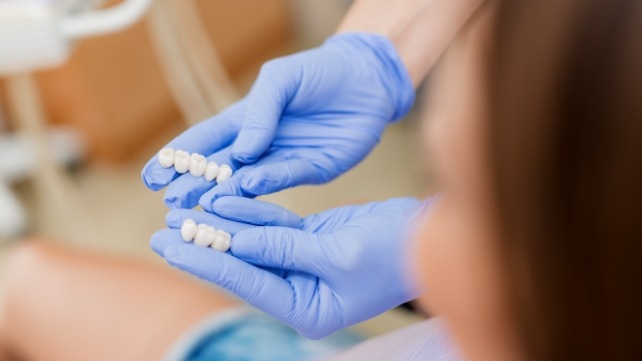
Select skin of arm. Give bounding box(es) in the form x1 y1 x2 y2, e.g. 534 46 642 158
337 0 485 87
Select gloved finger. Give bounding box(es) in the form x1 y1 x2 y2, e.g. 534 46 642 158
240 157 333 196
150 228 184 256
231 227 327 276
212 197 304 229
197 166 256 212
163 146 238 209
165 208 258 234
232 61 298 163
299 205 367 233
197 151 289 211
141 102 244 191
151 227 289 280
162 243 296 320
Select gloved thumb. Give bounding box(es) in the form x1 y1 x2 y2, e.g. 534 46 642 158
241 158 333 196
232 226 327 276
232 60 299 163
212 197 304 229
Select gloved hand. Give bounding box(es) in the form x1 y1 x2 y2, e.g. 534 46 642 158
150 196 433 339
141 32 415 211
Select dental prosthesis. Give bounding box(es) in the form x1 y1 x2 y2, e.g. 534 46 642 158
158 147 233 183
180 219 232 252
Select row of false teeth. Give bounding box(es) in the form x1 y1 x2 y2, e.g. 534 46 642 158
181 219 232 252
159 147 233 183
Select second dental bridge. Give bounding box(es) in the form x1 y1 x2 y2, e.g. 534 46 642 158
181 219 232 252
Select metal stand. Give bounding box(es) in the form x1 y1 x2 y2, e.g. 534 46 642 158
2 74 90 243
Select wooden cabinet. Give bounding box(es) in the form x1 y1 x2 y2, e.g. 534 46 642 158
32 0 293 162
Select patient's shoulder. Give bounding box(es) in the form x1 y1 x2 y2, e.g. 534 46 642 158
326 318 461 361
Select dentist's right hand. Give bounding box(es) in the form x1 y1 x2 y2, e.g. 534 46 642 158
141 32 415 211
151 197 433 339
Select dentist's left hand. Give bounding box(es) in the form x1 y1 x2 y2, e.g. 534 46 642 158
140 33 415 211
151 197 430 339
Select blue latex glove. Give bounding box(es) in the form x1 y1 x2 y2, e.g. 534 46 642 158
151 196 432 339
141 32 415 211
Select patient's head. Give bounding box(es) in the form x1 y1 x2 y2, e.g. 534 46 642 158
414 1 642 360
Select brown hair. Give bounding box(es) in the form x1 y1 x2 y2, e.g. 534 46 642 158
486 0 642 359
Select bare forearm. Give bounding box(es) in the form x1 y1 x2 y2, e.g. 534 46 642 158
337 0 484 86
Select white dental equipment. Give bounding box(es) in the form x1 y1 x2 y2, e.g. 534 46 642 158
0 0 154 240
0 0 154 74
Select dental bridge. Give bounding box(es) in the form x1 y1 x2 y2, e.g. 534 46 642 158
0 0 154 240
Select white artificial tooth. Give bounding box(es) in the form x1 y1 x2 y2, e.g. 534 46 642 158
216 229 231 241
221 238 231 252
174 150 190 174
210 229 232 252
189 154 207 177
204 230 217 247
216 164 233 183
158 147 175 168
207 225 217 234
175 158 190 173
180 219 197 242
194 228 212 247
197 223 209 232
211 234 228 252
204 162 220 182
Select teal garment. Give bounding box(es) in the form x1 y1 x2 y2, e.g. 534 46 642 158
182 313 363 361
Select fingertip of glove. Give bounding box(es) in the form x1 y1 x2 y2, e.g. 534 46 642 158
241 169 278 195
149 231 168 256
198 195 215 212
231 140 259 163
199 184 242 212
229 229 251 246
229 229 248 243
165 210 183 227
210 197 232 215
232 151 257 164
229 228 263 254
141 170 160 191
142 165 172 191
163 195 183 210
240 175 261 193
229 238 250 258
